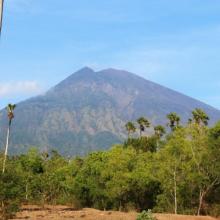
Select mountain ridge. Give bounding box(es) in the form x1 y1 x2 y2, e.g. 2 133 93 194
0 67 219 155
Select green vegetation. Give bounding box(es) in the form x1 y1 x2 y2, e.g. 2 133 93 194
136 210 157 220
0 108 220 219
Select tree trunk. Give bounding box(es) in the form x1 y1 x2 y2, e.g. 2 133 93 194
2 124 10 174
156 139 159 151
197 190 204 215
128 131 130 139
0 0 4 35
119 200 122 212
25 183 28 201
174 167 177 214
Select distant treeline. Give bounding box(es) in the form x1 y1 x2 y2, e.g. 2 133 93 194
0 108 220 219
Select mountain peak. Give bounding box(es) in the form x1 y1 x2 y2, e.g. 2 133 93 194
79 66 94 72
69 66 95 78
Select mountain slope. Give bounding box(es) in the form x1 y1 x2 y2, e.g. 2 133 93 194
0 67 220 155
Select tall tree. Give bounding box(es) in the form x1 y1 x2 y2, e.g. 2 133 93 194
137 117 150 137
192 108 209 126
2 104 16 174
154 125 166 138
154 125 166 150
125 122 136 138
156 127 190 214
187 123 220 215
0 0 4 36
167 112 180 131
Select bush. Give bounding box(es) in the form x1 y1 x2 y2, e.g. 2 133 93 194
136 210 157 220
0 167 24 220
209 204 220 217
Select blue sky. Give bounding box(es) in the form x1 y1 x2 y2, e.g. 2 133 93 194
0 0 220 110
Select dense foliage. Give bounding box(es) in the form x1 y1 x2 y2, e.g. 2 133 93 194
0 110 220 219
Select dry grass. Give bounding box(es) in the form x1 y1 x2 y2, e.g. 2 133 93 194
11 205 218 220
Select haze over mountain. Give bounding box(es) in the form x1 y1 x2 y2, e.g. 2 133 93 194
0 67 220 155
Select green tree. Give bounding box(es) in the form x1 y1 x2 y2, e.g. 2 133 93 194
18 148 44 203
137 117 150 137
192 108 209 126
74 151 110 209
104 146 136 211
187 123 220 215
125 122 136 138
154 125 166 138
42 150 70 205
167 112 180 131
2 104 16 174
0 158 24 219
154 125 166 151
156 127 192 214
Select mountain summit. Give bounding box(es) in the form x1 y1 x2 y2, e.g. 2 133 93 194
0 67 220 155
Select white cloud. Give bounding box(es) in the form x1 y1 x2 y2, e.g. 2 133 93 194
0 81 42 97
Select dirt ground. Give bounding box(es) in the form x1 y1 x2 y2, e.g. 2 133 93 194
11 205 218 220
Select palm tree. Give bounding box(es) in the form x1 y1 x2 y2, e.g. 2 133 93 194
188 118 193 124
125 122 136 138
2 103 16 174
0 0 4 36
192 108 209 126
137 117 150 137
167 112 180 131
154 125 166 151
154 125 166 138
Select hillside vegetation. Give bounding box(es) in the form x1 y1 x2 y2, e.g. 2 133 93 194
0 109 220 219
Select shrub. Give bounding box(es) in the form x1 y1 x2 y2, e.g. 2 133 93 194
136 210 157 220
209 204 220 217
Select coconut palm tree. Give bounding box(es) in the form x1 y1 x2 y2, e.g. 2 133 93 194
154 125 166 138
154 125 166 151
2 103 16 174
125 121 136 138
167 112 180 131
137 117 150 137
188 118 193 124
0 0 4 36
192 108 209 126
